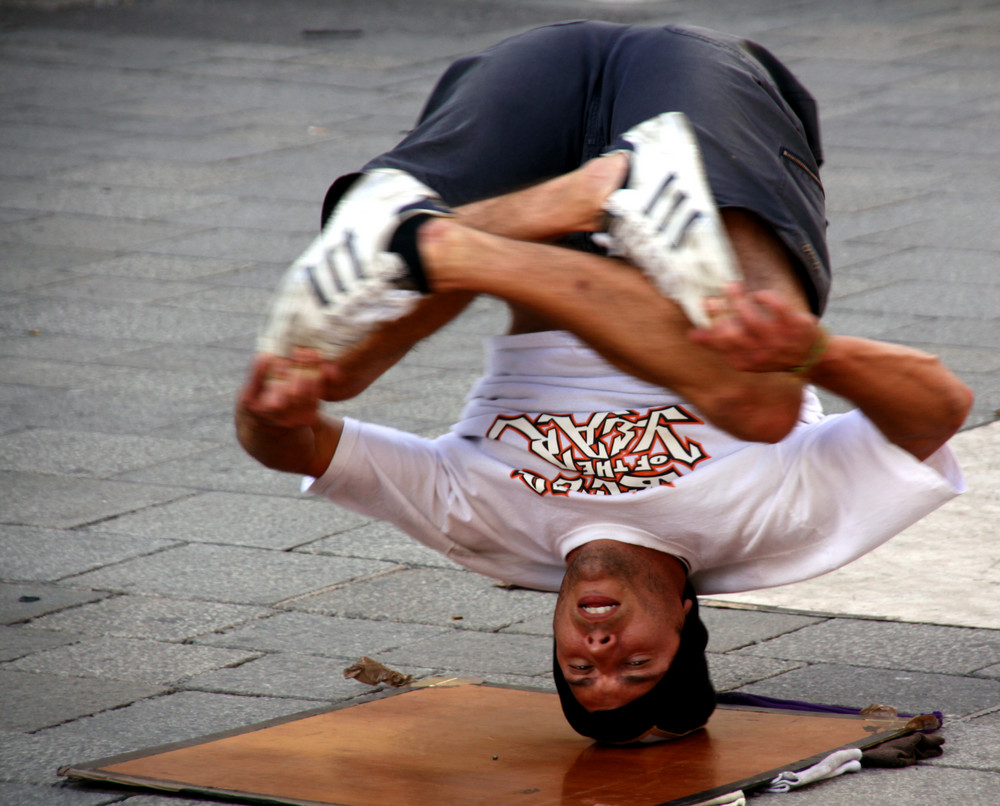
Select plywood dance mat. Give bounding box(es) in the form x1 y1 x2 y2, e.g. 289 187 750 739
60 679 911 806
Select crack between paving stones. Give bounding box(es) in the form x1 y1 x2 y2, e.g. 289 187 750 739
270 564 409 608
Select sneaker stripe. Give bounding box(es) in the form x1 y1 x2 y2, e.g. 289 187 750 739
344 230 366 282
304 265 330 306
672 210 703 249
657 191 688 235
324 247 347 294
643 173 677 216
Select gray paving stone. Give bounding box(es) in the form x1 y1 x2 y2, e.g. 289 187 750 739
195 259 286 290
0 670 165 732
909 344 1000 375
749 765 1000 806
101 343 250 377
0 781 121 806
499 612 554 636
141 225 312 264
163 195 317 231
833 280 999 320
184 651 375 701
0 429 216 478
0 691 322 784
44 363 238 404
1 386 232 437
51 156 262 190
707 652 804 691
23 274 208 305
1 179 233 220
96 794 214 806
7 635 259 685
289 566 555 631
924 720 1000 772
845 246 1000 286
194 611 447 657
301 520 466 569
699 606 826 653
78 354 236 401
811 308 927 341
65 251 251 281
0 525 178 582
65 542 397 606
876 318 1000 349
0 331 157 362
145 410 244 445
0 625 82 661
0 356 134 389
826 239 902 270
28 595 270 642
85 490 365 550
0 212 192 251
115 443 312 495
0 260 81 295
0 143 96 180
0 471 188 529
0 583 107 625
377 629 551 677
970 708 1000 728
154 284 273 315
733 619 1000 675
737 663 1000 718
706 653 805 693
2 296 257 346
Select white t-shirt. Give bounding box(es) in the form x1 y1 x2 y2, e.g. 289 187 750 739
307 331 965 595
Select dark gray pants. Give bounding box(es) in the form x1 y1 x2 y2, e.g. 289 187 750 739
344 21 830 313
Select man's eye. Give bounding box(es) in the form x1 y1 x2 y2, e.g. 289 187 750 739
626 659 649 667
569 664 592 671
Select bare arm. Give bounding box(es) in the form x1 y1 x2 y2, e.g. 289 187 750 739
691 285 973 460
312 290 475 401
808 336 972 460
418 218 807 443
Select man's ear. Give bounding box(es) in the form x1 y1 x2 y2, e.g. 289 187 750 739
682 598 694 616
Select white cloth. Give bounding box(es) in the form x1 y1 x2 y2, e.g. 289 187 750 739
692 791 746 806
765 748 863 793
307 331 964 594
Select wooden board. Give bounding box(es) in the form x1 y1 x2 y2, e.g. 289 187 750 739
61 680 912 806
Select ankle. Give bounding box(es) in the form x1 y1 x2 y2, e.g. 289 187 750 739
565 153 629 232
417 217 472 291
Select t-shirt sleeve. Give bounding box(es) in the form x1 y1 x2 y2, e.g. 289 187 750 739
690 410 965 594
303 417 461 558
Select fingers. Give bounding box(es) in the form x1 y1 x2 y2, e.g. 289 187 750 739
242 350 324 427
690 283 821 373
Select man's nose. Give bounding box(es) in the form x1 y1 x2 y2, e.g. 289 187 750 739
586 630 615 649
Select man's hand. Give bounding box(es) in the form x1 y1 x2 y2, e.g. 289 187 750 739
239 350 324 429
689 283 823 374
235 350 343 477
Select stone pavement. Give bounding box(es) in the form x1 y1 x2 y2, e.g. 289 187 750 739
0 0 998 804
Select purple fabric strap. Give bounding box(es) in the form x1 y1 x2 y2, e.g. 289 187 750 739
716 692 944 731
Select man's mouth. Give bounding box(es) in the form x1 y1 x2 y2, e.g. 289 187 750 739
578 595 619 618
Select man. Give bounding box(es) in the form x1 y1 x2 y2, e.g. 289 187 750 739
236 22 971 744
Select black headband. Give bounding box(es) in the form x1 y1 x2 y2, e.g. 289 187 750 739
553 580 715 744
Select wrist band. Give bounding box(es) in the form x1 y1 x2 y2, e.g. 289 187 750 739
790 326 829 374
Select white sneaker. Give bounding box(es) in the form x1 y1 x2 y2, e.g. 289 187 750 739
603 112 741 327
257 169 450 358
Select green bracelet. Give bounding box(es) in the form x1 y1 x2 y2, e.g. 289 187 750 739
790 326 829 374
